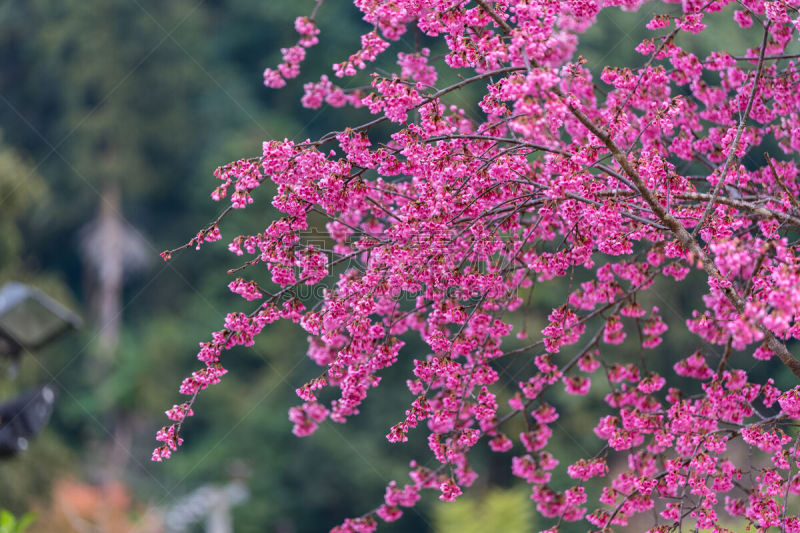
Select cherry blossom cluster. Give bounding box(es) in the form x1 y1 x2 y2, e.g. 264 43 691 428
263 7 322 89
157 0 800 531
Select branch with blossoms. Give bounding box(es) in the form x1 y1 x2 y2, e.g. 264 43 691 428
156 1 800 531
262 1 323 89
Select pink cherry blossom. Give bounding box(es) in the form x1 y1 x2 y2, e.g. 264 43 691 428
156 1 800 531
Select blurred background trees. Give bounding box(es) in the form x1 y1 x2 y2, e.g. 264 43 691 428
0 1 786 531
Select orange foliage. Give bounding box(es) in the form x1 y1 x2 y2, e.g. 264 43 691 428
27 478 163 533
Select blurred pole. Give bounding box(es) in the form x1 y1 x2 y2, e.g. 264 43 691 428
80 180 150 482
83 181 124 360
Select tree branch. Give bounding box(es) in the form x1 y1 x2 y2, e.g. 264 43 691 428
692 21 771 237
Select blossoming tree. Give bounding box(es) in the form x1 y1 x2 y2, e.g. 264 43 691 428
154 0 800 531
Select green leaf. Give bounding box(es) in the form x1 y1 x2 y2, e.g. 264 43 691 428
16 513 35 533
0 509 14 533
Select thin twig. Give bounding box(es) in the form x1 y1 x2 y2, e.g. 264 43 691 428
692 21 772 237
765 151 800 210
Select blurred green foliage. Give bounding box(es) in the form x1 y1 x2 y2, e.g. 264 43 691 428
433 487 535 533
0 131 47 279
0 510 35 533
